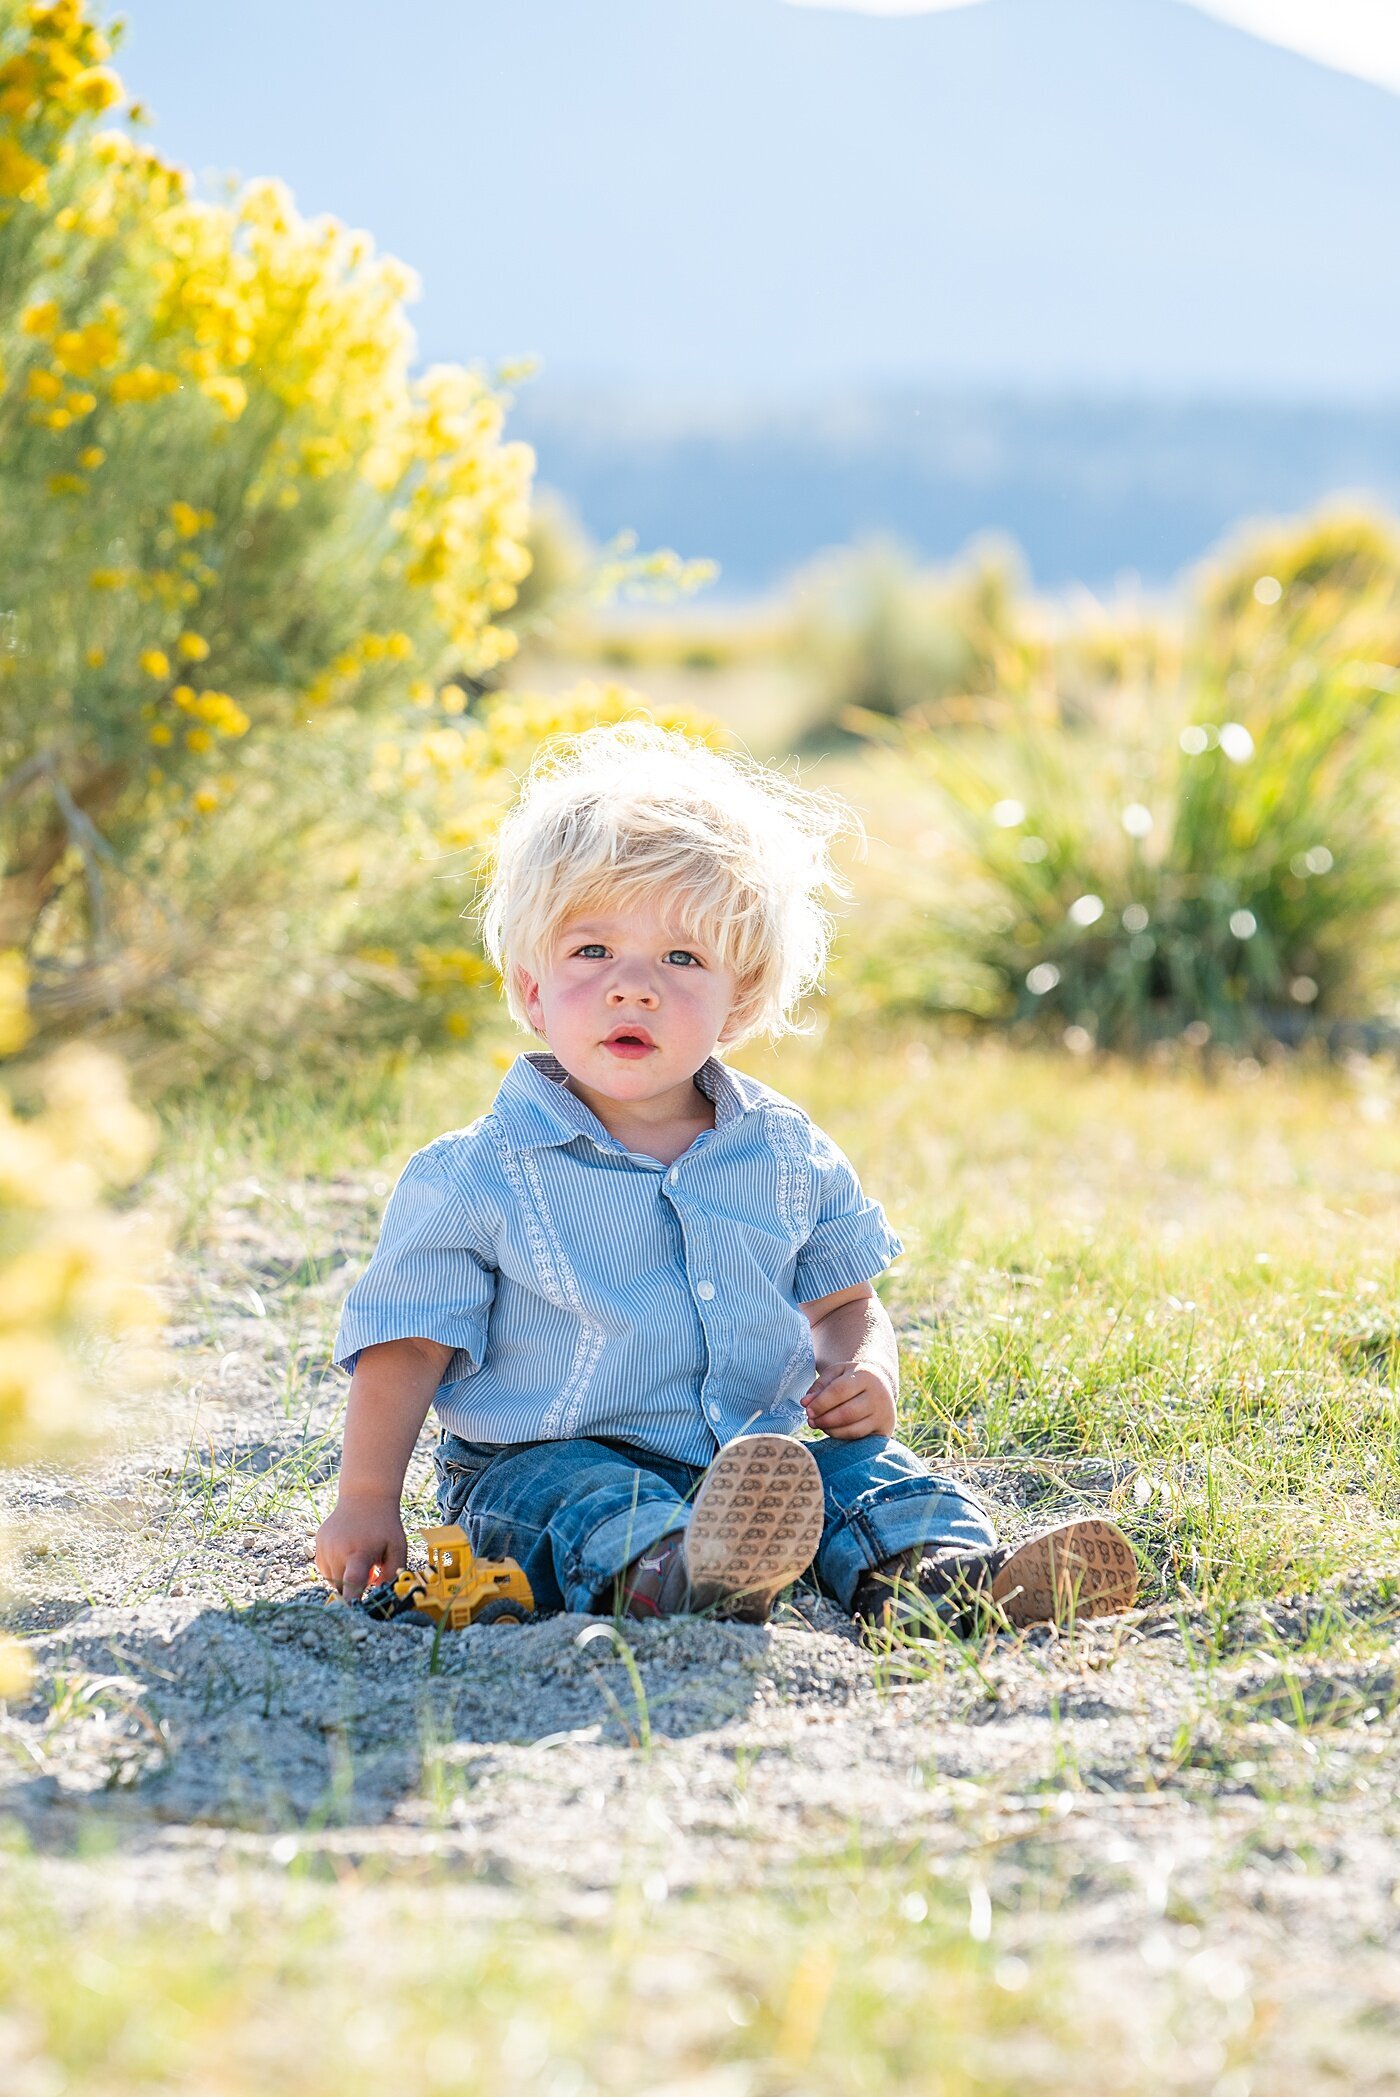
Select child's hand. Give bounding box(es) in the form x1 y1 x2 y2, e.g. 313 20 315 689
801 1361 897 1440
315 1494 408 1602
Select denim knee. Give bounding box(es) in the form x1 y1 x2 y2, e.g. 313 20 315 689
809 1434 997 1610
436 1432 696 1614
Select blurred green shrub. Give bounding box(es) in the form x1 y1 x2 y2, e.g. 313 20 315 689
98 681 729 1086
846 507 1400 1051
787 535 1028 737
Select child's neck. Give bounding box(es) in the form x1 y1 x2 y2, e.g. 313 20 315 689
562 1069 716 1167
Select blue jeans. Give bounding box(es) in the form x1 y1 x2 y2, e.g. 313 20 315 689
434 1430 996 1615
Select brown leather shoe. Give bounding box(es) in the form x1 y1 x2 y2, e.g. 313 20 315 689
854 1516 1139 1637
617 1433 825 1623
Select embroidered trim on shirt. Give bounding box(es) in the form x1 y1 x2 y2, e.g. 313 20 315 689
765 1108 815 1241
506 1136 608 1437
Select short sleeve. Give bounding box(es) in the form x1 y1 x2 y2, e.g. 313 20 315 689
333 1145 497 1384
793 1133 904 1306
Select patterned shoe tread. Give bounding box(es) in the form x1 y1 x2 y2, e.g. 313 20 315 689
989 1519 1139 1627
684 1434 824 1617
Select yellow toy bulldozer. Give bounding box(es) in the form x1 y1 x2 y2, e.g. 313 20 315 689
357 1524 534 1630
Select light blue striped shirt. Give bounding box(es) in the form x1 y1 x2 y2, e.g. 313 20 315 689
333 1050 903 1465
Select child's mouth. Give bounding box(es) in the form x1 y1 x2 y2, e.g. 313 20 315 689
604 1030 655 1059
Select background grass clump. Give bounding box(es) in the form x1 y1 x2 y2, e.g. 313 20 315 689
821 508 1400 1053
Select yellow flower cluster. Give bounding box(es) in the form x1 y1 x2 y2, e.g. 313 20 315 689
14 0 532 667
0 0 118 209
305 630 415 709
0 1040 159 1467
147 176 420 456
2 0 542 1004
50 319 121 376
389 365 534 666
414 944 495 991
168 501 213 539
0 950 31 1056
109 362 178 404
147 684 249 750
0 1018 162 1693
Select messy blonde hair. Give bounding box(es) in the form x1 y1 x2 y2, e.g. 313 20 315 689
479 721 859 1046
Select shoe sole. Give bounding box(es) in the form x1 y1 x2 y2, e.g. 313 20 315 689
683 1434 824 1622
990 1518 1138 1627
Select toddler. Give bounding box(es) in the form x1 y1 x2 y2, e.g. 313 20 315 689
315 724 1137 1634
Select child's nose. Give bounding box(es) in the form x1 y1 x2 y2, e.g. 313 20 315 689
607 976 659 1007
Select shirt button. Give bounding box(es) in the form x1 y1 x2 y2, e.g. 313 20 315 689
708 1404 720 1420
696 1281 715 1301
668 1168 679 1186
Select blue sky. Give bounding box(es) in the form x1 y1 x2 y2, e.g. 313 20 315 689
113 0 1400 399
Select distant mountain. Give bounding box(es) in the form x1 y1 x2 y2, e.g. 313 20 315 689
513 390 1400 595
121 0 1400 591
123 0 1400 395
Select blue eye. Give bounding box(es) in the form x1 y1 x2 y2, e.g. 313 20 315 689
666 950 701 967
574 944 607 959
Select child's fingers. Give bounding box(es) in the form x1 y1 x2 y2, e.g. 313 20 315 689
805 1363 863 1399
339 1547 380 1602
813 1397 880 1436
805 1361 858 1401
804 1371 868 1421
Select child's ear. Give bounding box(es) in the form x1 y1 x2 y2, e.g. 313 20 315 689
517 965 547 1038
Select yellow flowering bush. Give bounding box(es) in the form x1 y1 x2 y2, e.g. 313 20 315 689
113 681 729 1076
0 0 534 1043
0 951 160 1697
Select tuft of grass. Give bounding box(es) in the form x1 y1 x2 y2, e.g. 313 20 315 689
0 1840 1347 2097
837 507 1400 1050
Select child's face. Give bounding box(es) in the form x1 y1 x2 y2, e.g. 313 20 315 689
518 901 739 1107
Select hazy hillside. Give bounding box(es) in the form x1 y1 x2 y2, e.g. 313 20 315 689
119 0 1400 591
516 390 1400 595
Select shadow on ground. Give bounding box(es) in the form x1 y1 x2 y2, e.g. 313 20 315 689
2 1598 859 1838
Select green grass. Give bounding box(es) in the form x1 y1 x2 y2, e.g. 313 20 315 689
0 1838 1292 2097
14 1024 1400 2092
136 1031 1400 1674
148 1022 1400 1623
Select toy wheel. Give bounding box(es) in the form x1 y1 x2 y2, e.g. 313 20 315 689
474 1599 530 1627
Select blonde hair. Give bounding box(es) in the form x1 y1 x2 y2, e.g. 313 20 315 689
479 721 859 1046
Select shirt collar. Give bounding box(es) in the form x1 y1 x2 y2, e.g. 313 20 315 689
491 1050 767 1153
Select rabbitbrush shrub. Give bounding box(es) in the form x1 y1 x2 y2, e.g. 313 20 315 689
0 0 534 1054
848 508 1400 1052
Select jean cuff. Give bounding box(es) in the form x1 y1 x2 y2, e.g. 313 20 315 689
562 1499 691 1615
816 1477 997 1612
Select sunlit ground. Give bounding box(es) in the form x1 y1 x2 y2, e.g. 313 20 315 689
6 1024 1399 2095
